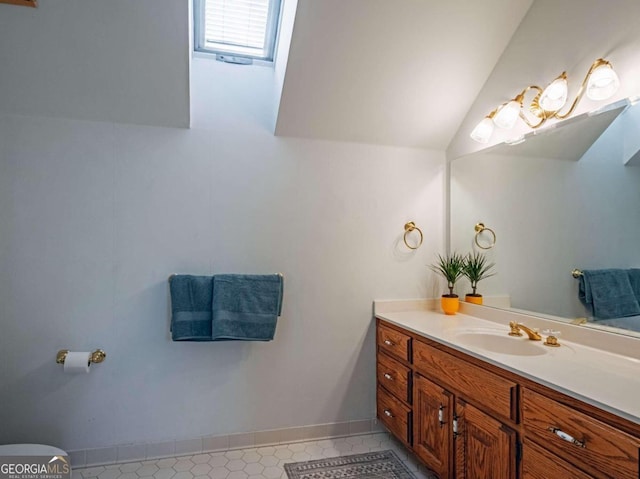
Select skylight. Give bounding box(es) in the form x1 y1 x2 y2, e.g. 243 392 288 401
194 0 282 62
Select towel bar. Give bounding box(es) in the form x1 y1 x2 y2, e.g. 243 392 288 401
572 269 584 278
168 273 284 282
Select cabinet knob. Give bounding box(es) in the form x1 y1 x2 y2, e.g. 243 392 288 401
547 427 586 448
383 339 394 346
383 409 394 418
438 405 445 427
383 373 393 380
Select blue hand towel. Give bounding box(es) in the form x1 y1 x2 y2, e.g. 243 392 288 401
211 274 283 341
169 275 213 341
578 269 640 320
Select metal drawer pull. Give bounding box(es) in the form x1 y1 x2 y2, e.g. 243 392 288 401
383 373 393 380
384 409 394 418
548 427 586 448
383 339 394 346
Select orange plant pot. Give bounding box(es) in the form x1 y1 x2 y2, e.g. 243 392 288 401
441 295 460 315
465 294 483 305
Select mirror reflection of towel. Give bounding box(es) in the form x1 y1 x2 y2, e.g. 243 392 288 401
628 269 640 301
578 269 640 320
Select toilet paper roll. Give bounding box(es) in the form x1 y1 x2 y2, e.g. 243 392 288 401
63 351 92 374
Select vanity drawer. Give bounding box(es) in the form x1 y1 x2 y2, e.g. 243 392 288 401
522 440 594 479
523 388 640 479
377 322 411 363
377 385 412 446
377 351 411 403
413 340 517 422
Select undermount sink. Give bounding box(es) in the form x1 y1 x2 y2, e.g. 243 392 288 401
454 331 548 356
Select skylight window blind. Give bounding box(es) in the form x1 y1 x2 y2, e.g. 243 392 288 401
195 0 281 62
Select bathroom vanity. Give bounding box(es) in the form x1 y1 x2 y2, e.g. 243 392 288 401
375 302 640 479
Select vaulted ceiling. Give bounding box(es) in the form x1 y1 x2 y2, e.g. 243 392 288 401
275 0 533 150
0 0 534 151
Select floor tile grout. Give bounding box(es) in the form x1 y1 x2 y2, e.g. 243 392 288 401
74 433 434 479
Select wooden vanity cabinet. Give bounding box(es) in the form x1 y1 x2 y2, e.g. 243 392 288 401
376 318 640 479
377 319 517 479
412 340 517 479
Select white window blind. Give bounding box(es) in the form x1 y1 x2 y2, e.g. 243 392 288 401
195 0 282 62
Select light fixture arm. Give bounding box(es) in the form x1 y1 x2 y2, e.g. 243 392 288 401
517 85 546 128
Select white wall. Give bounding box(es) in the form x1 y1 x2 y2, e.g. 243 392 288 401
0 0 190 128
0 52 445 452
450 112 640 318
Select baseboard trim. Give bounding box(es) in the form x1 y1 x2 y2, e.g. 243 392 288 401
70 418 384 468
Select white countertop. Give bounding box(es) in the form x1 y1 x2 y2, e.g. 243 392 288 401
375 307 640 425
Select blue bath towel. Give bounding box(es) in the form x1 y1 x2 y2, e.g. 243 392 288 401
578 269 640 320
169 275 213 341
211 274 283 341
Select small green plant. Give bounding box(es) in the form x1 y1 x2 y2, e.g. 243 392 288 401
430 252 466 297
462 251 496 295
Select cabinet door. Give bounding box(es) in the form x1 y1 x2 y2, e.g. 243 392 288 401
414 374 454 479
455 400 516 479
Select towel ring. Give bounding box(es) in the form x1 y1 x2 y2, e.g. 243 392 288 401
403 222 423 250
474 223 496 250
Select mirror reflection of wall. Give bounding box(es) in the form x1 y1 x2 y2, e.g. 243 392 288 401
450 100 640 335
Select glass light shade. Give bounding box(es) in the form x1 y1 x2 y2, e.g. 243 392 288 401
586 64 620 101
470 117 494 143
493 100 521 129
540 77 568 112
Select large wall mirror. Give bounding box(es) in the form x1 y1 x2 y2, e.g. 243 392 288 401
450 98 640 338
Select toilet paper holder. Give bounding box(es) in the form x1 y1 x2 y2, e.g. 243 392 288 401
56 349 107 365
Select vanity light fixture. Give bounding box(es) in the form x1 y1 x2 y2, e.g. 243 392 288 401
471 58 620 143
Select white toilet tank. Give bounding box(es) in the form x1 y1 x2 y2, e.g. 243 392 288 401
0 444 68 457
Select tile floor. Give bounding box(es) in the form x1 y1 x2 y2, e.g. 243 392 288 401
73 433 433 479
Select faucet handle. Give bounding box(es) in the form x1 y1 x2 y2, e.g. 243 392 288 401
543 329 561 347
508 321 522 336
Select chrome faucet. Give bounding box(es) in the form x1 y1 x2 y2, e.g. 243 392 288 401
508 321 542 341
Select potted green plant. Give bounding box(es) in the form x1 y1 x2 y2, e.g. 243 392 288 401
462 251 496 305
430 252 466 315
